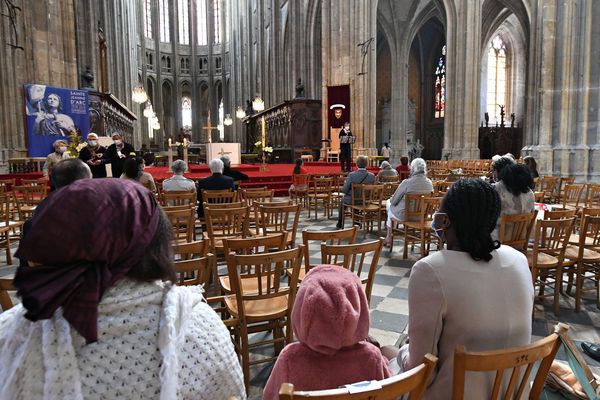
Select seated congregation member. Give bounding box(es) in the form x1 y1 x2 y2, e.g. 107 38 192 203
78 132 107 178
386 179 533 399
221 155 248 186
121 156 157 193
376 161 398 182
523 155 540 179
289 158 309 195
336 155 375 229
263 266 391 399
395 156 410 176
197 158 235 218
1 179 245 399
163 159 197 192
491 163 535 241
491 155 514 183
384 158 433 247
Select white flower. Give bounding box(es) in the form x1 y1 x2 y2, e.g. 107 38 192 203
255 141 262 146
264 146 273 153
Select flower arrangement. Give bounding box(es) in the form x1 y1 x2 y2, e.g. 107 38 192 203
254 141 273 160
66 132 87 158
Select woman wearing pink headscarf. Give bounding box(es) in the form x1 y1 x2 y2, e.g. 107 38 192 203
263 266 391 399
0 179 245 400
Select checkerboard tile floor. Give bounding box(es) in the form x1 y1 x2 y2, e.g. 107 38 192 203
2 204 599 399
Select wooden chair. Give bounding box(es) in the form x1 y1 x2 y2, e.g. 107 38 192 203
174 253 216 288
584 184 600 208
568 207 600 247
349 184 384 234
13 185 47 220
0 277 15 311
225 246 304 389
204 205 251 257
320 238 384 304
555 176 576 203
173 239 209 260
257 203 300 248
326 148 340 163
279 354 438 400
220 233 287 294
330 172 347 212
164 206 196 243
389 193 423 254
452 323 568 400
397 195 440 259
377 174 400 183
566 214 600 312
526 217 576 316
561 183 585 211
297 227 358 282
308 177 333 220
538 176 559 203
160 190 197 207
498 211 537 252
201 188 236 205
534 191 545 203
240 188 274 230
289 174 310 208
0 194 23 263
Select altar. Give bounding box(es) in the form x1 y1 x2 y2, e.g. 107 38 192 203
206 143 241 165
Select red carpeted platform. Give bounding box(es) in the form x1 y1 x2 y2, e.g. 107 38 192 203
0 163 380 196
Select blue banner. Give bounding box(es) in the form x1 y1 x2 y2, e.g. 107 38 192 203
24 84 90 157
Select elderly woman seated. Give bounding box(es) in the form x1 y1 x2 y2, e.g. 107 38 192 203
376 161 398 182
384 158 433 247
0 179 245 399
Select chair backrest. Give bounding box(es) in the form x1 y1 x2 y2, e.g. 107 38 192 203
240 188 274 207
164 206 196 243
0 194 12 225
419 196 442 225
279 353 438 400
226 246 304 340
174 253 216 287
203 201 244 210
160 190 196 207
534 191 545 203
333 173 348 191
205 206 250 249
359 184 384 205
14 185 46 206
257 203 300 246
223 233 287 259
0 277 15 311
320 238 384 303
538 176 559 194
292 174 310 188
301 227 358 273
543 208 577 220
21 178 48 187
452 323 569 400
404 193 426 223
562 184 585 208
531 217 575 263
558 176 576 197
577 214 600 251
584 184 600 208
498 211 538 252
383 183 399 199
173 240 209 260
311 177 333 196
378 174 399 183
201 188 236 204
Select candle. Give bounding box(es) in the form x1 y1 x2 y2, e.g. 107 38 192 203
168 137 172 147
183 138 188 146
261 117 266 147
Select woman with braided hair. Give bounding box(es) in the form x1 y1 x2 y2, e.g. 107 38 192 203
384 179 533 399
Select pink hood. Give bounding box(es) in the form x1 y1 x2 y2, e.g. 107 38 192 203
292 265 370 356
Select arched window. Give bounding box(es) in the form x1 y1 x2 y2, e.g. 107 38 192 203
486 35 507 123
218 98 224 141
197 0 208 45
159 0 170 42
213 0 221 44
182 97 192 128
144 0 152 38
178 0 189 44
434 45 446 119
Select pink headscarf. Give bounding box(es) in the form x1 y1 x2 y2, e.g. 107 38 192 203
14 179 160 342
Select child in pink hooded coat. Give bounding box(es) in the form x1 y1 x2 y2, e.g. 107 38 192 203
263 265 391 399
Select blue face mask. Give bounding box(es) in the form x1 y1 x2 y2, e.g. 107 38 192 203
431 212 447 242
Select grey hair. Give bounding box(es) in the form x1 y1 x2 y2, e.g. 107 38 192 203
209 158 224 173
53 139 67 148
171 159 188 174
356 155 368 168
410 158 427 175
220 155 231 167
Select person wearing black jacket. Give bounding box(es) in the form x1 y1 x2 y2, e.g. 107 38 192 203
221 156 248 189
105 132 135 178
78 132 107 178
339 122 353 172
197 158 236 218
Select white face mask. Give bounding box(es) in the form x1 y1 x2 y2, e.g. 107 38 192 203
88 140 97 147
114 139 122 145
58 146 67 154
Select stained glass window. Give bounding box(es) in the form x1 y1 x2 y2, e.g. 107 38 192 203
197 0 208 45
213 0 221 44
434 45 446 119
144 0 152 38
178 0 189 44
486 35 507 124
182 97 192 128
159 0 170 42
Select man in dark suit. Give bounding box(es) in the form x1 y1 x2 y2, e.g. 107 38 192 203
336 155 375 228
221 155 248 189
105 132 135 178
197 158 236 218
339 122 353 172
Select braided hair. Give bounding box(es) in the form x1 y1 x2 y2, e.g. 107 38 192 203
444 179 501 261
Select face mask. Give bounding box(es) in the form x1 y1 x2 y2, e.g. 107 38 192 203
114 139 122 145
431 212 447 242
88 140 97 147
57 146 67 154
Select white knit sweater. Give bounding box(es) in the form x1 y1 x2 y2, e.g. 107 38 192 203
0 278 246 400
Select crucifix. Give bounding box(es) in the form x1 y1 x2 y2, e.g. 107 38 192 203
201 112 219 144
218 147 232 157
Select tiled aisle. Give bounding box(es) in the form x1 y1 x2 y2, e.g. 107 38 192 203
1 205 599 399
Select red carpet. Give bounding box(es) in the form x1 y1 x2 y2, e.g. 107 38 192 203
0 163 379 196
